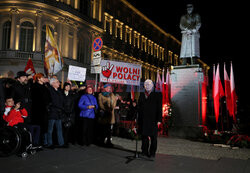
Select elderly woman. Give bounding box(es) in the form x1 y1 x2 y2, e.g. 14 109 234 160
78 85 98 146
97 84 117 147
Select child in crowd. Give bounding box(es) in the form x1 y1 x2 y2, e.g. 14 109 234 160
3 97 28 127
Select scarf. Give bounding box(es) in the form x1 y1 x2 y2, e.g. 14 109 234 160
102 92 110 97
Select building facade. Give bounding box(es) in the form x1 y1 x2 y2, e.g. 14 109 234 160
0 0 181 82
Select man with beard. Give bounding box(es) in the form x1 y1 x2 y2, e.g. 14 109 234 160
11 71 40 146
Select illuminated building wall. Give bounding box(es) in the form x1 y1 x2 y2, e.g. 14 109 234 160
0 0 182 81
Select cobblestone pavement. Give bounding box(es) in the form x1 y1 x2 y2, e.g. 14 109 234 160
112 136 250 160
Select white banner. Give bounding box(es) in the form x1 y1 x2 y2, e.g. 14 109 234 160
100 60 141 86
68 65 86 82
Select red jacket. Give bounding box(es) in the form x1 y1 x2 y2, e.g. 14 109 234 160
4 108 28 126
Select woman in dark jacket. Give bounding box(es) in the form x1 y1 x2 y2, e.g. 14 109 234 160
78 85 98 146
31 73 51 146
62 82 76 146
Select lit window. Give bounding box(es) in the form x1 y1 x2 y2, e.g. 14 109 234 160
19 21 34 52
2 21 11 50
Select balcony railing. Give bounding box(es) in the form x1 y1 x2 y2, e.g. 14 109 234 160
0 50 44 60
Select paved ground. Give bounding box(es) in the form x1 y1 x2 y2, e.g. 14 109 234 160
112 136 250 160
1 137 250 173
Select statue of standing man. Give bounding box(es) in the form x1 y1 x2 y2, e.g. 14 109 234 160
180 4 201 65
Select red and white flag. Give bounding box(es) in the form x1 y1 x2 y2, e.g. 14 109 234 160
165 69 170 105
156 70 162 91
131 85 135 101
230 62 237 122
24 57 36 76
224 63 233 117
213 63 224 123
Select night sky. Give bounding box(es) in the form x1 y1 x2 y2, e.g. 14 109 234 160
126 0 249 108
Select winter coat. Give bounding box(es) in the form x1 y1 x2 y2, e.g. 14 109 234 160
78 94 98 119
31 82 51 131
138 92 162 136
63 91 77 123
98 93 117 124
48 86 64 120
4 108 28 126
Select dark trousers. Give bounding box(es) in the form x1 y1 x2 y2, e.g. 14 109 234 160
82 118 95 145
27 124 41 146
141 135 157 156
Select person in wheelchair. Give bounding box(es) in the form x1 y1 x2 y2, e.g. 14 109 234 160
3 98 28 127
1 98 37 157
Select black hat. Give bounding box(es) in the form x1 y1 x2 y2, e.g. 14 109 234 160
15 71 29 79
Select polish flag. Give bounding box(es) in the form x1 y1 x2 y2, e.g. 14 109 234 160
24 57 36 76
230 62 237 122
212 64 215 97
224 63 232 116
213 63 224 123
162 69 165 107
165 69 170 105
156 70 162 91
131 85 135 101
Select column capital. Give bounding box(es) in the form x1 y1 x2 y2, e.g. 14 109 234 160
35 10 43 17
10 7 20 14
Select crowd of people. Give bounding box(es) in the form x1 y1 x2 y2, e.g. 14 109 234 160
0 71 162 159
0 71 139 149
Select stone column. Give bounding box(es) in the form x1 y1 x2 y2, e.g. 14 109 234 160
10 8 19 50
62 24 69 58
72 27 78 60
35 10 42 52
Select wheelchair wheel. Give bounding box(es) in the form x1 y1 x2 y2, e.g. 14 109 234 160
0 127 21 157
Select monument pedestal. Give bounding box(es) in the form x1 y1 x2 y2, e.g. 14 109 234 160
169 65 204 138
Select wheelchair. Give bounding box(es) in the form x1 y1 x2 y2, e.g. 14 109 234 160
0 125 41 158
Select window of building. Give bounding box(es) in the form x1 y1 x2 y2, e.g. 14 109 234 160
115 19 123 40
79 0 90 16
174 54 179 66
168 50 173 64
154 44 159 58
141 36 147 52
125 25 132 44
41 25 54 53
77 38 85 63
104 13 113 35
19 21 34 52
133 31 140 48
148 40 153 55
160 47 164 61
2 21 11 50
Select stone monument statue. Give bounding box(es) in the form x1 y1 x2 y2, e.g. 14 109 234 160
180 4 201 65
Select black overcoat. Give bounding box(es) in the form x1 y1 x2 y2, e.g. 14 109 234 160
138 92 162 136
48 86 64 120
31 82 51 132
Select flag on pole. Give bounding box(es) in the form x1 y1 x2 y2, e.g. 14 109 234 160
230 62 237 122
224 63 233 117
24 57 36 77
156 70 162 91
44 25 63 76
165 69 170 105
213 63 224 123
131 85 135 101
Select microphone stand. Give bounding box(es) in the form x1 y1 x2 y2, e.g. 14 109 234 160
125 113 152 164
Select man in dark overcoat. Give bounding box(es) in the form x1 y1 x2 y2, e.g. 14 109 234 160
138 79 162 159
